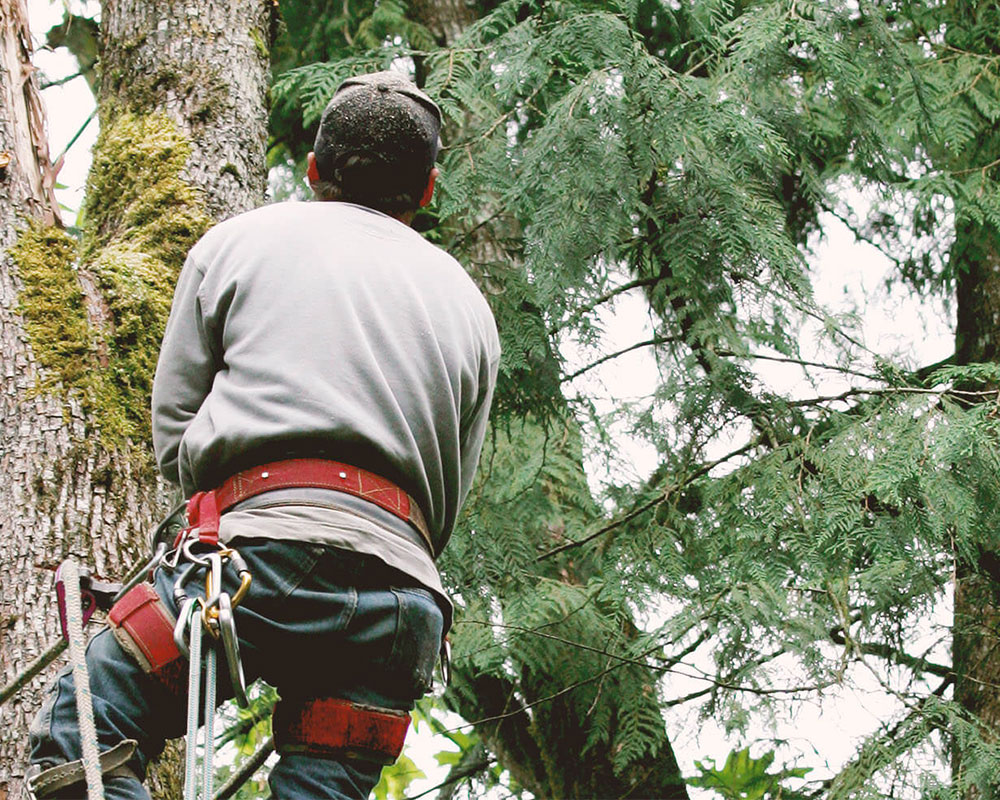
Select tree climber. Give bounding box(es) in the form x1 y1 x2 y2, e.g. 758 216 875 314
27 71 501 800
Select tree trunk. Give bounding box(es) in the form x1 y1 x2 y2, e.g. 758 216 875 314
99 0 270 219
0 2 70 796
952 217 1000 798
0 0 272 796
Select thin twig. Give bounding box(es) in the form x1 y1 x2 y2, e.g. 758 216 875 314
549 276 662 334
51 106 97 167
536 440 757 561
561 335 680 383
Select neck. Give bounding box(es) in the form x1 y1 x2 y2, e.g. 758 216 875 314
312 191 416 226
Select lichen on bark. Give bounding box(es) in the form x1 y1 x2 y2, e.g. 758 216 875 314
12 111 211 451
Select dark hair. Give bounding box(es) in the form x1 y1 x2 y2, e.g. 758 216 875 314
313 72 442 214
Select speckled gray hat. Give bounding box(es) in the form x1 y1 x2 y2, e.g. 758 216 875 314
313 71 442 209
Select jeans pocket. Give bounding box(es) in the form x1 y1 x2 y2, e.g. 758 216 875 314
230 538 326 601
388 587 444 698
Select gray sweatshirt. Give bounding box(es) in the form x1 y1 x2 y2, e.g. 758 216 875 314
152 200 500 598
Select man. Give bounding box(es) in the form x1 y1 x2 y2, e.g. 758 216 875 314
28 71 500 800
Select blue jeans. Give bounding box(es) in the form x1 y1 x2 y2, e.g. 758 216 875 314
29 539 445 800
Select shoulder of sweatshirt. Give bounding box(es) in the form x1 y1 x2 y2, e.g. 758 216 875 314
193 201 427 250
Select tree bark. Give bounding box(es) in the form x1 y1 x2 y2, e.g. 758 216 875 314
0 0 62 798
0 0 272 796
99 0 270 218
952 217 1000 798
0 2 80 795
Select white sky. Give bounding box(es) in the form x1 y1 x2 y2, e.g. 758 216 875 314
24 0 959 796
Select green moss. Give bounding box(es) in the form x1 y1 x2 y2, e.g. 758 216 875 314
250 28 269 61
79 112 212 446
11 223 93 386
12 112 210 463
103 57 228 127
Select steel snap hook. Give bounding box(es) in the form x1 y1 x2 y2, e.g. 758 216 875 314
216 593 249 708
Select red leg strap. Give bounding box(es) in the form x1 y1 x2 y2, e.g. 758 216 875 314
273 697 411 765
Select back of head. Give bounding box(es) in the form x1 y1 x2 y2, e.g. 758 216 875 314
313 71 442 215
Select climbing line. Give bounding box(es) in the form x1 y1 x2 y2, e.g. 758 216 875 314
61 559 105 800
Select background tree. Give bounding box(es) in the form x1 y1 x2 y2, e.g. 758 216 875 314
270 1 1000 796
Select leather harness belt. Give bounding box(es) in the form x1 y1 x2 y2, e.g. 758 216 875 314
186 458 433 554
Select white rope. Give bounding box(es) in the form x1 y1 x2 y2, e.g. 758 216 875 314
201 646 217 799
60 559 105 800
184 612 203 800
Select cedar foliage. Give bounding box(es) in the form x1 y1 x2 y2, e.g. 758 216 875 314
266 0 1000 796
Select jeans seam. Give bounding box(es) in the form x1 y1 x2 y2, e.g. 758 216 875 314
271 543 324 599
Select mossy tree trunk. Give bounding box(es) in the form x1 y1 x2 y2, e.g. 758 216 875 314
0 0 272 797
0 1 72 794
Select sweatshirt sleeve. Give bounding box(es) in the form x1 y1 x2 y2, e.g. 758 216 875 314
457 330 501 513
151 252 218 487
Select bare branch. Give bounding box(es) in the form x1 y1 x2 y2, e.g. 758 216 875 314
549 276 662 334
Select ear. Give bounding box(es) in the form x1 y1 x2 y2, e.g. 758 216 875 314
306 152 320 184
419 167 439 208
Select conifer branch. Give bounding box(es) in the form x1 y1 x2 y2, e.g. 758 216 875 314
829 629 951 678
40 71 85 89
445 646 665 736
408 744 493 800
561 335 680 383
450 637 823 739
535 440 758 561
818 675 952 798
858 0 939 146
714 349 884 382
785 385 998 408
456 619 664 670
821 202 910 274
549 276 662 334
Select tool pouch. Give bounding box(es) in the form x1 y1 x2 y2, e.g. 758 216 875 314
108 583 185 694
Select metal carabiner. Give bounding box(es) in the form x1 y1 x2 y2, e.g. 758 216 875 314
181 535 215 568
201 552 225 634
172 562 204 611
218 547 253 609
216 592 249 708
173 596 203 659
